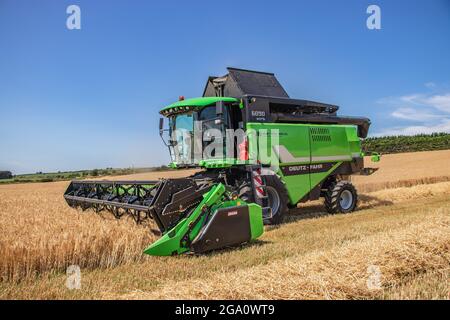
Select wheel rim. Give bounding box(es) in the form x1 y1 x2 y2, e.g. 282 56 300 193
339 190 353 210
266 186 281 216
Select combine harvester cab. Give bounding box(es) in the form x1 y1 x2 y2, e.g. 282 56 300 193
64 67 379 256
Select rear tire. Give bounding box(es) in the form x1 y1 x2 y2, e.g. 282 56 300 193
325 180 358 214
264 175 289 225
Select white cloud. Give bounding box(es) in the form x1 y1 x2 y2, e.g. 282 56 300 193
399 94 425 105
422 94 450 113
393 93 450 113
374 119 450 137
390 107 443 122
376 84 450 136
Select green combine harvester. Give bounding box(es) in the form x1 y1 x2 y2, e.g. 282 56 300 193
64 68 379 256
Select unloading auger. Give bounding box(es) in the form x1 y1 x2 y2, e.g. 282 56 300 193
64 67 379 256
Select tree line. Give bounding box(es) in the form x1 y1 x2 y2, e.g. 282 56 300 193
362 132 450 154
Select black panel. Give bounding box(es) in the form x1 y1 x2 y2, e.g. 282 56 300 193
202 67 289 98
333 158 364 175
149 179 197 232
308 184 322 201
191 205 251 253
200 68 371 137
227 68 289 98
246 99 271 122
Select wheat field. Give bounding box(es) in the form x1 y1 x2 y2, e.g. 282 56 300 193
0 150 449 299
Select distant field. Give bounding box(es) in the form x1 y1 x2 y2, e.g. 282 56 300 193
98 169 199 181
0 167 172 184
353 149 450 192
0 150 449 299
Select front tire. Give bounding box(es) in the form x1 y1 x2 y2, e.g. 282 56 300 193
324 180 358 214
264 175 289 224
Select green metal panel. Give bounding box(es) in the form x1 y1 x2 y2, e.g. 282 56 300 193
308 125 357 199
309 161 342 192
345 126 362 157
246 122 361 205
143 183 226 256
309 125 354 162
143 184 264 256
248 203 264 240
246 122 311 204
246 122 310 165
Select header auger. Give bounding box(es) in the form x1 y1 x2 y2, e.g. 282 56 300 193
64 67 379 256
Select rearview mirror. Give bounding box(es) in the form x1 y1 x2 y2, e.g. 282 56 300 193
159 118 164 133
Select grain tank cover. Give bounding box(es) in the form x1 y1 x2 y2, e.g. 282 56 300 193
203 67 289 98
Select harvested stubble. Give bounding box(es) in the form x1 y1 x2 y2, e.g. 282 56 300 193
123 207 449 300
382 269 450 299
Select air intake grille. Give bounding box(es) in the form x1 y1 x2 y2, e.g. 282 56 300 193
310 127 331 142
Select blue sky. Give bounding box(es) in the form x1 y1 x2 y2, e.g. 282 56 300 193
0 0 449 174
